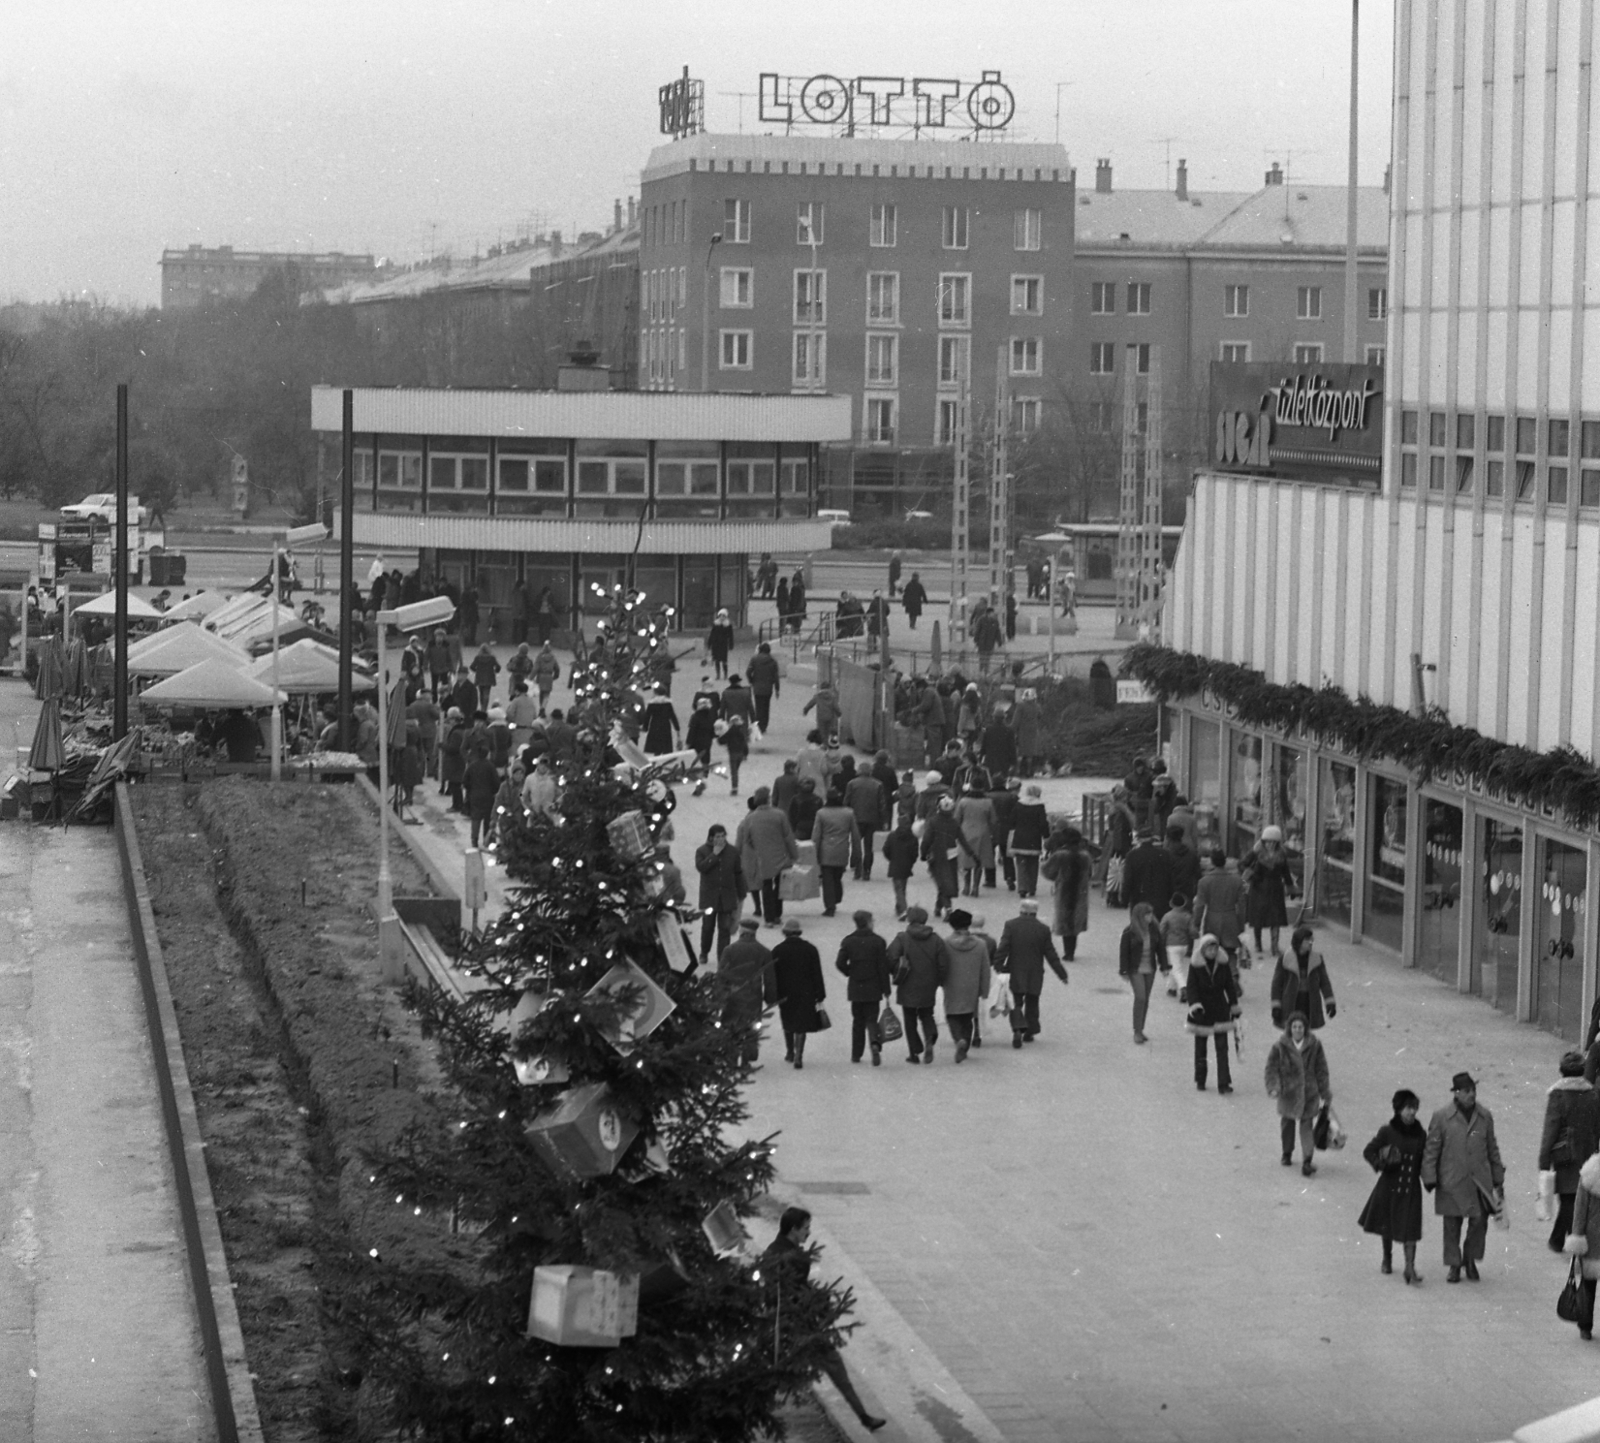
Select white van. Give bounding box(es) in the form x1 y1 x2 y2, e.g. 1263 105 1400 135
816 509 853 527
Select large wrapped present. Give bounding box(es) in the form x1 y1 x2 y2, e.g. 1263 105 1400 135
527 1265 640 1347
525 1083 639 1179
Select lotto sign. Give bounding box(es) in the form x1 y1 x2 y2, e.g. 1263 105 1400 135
757 70 1015 133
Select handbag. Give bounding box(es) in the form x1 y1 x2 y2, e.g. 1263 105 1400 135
814 1005 832 1032
1312 1103 1332 1151
1559 1256 1586 1323
878 1004 903 1043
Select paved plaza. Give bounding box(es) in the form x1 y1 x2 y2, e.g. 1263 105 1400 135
401 642 1600 1443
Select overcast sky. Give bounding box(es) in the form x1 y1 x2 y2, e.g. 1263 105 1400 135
2 0 1393 308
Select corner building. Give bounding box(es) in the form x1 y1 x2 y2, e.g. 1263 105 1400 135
1158 0 1600 1043
637 133 1073 511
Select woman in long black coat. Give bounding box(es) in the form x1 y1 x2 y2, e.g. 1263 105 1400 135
1243 825 1295 954
1539 1050 1600 1250
1358 1088 1427 1283
771 918 826 1069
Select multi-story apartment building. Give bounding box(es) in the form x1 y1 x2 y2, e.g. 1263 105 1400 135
1062 159 1389 518
160 245 378 309
1155 0 1600 1045
638 133 1074 512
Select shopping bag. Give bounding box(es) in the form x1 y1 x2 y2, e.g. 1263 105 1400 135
1537 1170 1558 1224
1324 1104 1347 1150
878 1005 903 1043
989 986 1013 1020
1312 1103 1332 1151
1558 1257 1585 1323
778 865 819 902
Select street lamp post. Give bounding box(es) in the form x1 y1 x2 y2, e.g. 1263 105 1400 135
373 595 455 946
699 233 722 391
269 522 329 780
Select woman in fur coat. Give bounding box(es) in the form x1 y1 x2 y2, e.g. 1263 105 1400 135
1540 1050 1600 1251
1263 1013 1331 1176
1358 1088 1427 1283
1563 1153 1600 1339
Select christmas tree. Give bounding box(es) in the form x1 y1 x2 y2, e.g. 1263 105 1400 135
353 586 853 1441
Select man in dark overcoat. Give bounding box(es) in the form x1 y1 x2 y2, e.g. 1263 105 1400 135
1422 1071 1506 1283
993 898 1067 1046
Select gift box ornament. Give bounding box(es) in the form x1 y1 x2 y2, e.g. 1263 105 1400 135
507 988 569 1085
655 913 695 974
701 1199 749 1255
525 1082 640 1179
527 1265 640 1347
608 810 653 862
586 956 677 1051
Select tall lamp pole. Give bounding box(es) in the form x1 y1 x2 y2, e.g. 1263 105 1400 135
699 233 722 391
270 522 328 779
113 383 129 741
1343 0 1361 363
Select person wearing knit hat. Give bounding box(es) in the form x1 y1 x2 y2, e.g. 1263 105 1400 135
1358 1089 1427 1284
941 910 990 1062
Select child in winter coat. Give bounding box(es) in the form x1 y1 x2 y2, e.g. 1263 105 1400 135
1160 891 1197 1000
881 820 920 920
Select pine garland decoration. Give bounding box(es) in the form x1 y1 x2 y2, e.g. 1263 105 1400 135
1122 641 1600 829
349 585 852 1441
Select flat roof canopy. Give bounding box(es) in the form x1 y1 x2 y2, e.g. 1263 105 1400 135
311 386 853 444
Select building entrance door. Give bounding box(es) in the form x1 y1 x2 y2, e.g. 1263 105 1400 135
1418 799 1463 983
1535 839 1588 1041
1475 819 1522 1013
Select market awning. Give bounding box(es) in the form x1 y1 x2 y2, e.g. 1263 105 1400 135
160 591 227 621
129 622 251 676
241 638 375 694
140 658 287 709
72 591 164 619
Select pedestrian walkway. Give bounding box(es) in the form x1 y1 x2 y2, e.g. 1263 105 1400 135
0 686 213 1442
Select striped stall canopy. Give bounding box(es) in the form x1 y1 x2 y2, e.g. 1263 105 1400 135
347 511 837 555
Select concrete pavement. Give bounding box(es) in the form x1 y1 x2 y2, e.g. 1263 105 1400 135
0 682 213 1442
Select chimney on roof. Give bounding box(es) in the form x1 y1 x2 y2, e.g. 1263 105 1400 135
1265 162 1284 186
1383 163 1392 195
550 230 562 258
614 198 623 234
627 196 637 227
1175 159 1188 202
1095 158 1113 194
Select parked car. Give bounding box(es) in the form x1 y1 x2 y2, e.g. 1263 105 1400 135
904 509 934 522
60 493 118 522
816 509 853 526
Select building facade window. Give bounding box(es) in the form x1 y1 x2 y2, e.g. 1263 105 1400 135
866 333 899 386
792 332 826 387
1220 342 1251 363
866 396 897 444
1010 337 1041 375
867 272 900 325
938 335 970 388
1090 401 1117 432
1127 342 1151 374
1366 344 1386 367
793 269 827 324
942 206 969 249
1294 342 1324 363
1368 287 1388 320
1014 208 1041 250
1515 416 1537 500
1126 282 1151 314
1012 397 1041 433
796 202 824 245
719 267 752 308
870 203 897 247
1090 341 1115 374
1224 284 1249 317
719 330 752 369
936 398 961 446
1091 281 1116 315
1297 285 1323 319
1011 275 1042 315
938 273 971 327
723 198 750 243
1583 421 1600 507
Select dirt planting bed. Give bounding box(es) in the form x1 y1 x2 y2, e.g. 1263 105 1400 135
131 779 447 1440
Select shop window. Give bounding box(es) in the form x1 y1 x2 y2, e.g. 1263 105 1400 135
1536 840 1588 1041
1187 718 1222 850
1319 759 1357 928
655 460 719 497
1365 775 1407 952
1228 732 1263 858
1274 745 1309 897
1418 798 1463 985
1476 819 1522 1012
726 460 775 495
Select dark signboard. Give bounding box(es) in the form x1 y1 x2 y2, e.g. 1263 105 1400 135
1209 361 1383 487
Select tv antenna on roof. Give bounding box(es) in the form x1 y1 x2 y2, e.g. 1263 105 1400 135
718 90 755 133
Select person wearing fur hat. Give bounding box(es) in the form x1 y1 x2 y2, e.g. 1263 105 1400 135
1358 1089 1427 1283
771 917 826 1069
706 608 735 679
1243 825 1296 956
1263 1013 1331 1175
1564 1153 1600 1338
1422 1072 1505 1282
1185 935 1240 1092
1541 1051 1600 1251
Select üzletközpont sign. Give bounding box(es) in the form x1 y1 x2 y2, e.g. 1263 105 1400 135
1210 361 1384 487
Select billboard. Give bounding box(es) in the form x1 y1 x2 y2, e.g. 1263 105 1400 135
1209 361 1383 488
